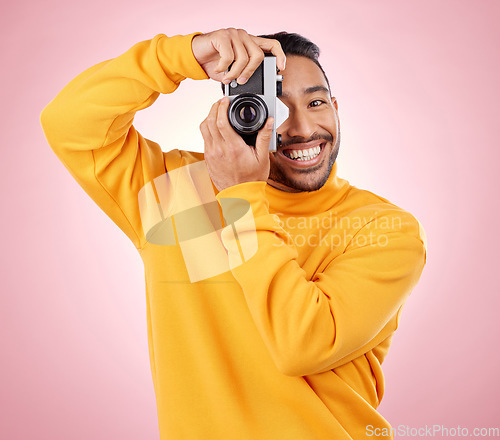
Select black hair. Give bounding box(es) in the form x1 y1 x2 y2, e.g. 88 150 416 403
258 31 331 92
219 32 331 93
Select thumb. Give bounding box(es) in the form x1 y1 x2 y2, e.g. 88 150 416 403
255 118 274 159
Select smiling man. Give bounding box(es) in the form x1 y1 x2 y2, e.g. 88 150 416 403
269 56 340 192
41 28 427 440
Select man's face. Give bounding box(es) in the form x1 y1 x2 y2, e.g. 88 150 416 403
268 55 340 192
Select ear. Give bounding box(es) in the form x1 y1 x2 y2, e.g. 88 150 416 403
331 96 338 111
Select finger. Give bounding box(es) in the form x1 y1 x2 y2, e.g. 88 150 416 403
200 120 216 159
216 97 244 146
206 100 225 145
255 117 274 159
235 37 265 84
250 36 286 70
214 38 235 74
223 38 249 84
199 120 211 144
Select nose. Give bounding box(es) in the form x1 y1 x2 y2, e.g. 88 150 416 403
281 107 316 140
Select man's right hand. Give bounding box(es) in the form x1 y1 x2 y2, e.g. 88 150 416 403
191 28 286 86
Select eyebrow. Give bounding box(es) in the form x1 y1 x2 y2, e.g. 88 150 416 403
281 85 330 99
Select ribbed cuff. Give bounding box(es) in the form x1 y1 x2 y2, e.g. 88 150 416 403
156 32 210 83
216 181 270 219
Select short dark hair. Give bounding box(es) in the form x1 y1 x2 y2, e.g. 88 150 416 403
258 31 331 92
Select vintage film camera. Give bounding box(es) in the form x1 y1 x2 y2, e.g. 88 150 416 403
223 55 289 151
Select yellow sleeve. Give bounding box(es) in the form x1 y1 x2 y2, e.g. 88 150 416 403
40 33 208 249
216 181 427 377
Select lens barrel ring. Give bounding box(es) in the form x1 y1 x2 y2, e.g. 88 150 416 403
228 94 268 134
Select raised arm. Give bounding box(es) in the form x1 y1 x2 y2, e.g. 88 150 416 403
216 181 427 376
40 33 208 249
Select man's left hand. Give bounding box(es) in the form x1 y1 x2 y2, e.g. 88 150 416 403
200 97 273 191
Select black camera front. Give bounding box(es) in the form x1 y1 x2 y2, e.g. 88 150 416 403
229 94 268 134
223 56 289 151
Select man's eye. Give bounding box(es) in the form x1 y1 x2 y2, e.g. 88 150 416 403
309 100 325 108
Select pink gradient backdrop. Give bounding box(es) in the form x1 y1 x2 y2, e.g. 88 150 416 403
1 0 499 438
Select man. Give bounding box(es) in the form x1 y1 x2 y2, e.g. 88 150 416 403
41 28 427 439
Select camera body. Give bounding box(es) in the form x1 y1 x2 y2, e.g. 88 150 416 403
223 55 289 151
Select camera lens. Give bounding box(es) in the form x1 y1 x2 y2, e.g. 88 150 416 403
239 106 257 123
228 94 268 134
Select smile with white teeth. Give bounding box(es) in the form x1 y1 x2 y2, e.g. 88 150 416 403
283 145 322 161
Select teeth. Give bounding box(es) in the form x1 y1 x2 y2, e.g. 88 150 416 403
284 145 321 161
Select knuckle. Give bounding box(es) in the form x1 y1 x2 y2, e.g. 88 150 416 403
255 51 265 61
204 150 214 160
238 53 249 64
218 29 230 41
208 148 223 160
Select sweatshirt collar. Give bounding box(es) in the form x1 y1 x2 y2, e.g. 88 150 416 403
265 161 350 216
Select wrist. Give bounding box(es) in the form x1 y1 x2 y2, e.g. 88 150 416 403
191 33 210 68
157 33 209 82
216 181 270 218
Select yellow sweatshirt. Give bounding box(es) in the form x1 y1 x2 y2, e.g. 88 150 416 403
41 32 427 439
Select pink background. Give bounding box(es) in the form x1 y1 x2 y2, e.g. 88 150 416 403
1 0 499 438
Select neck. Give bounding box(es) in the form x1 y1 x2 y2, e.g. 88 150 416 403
264 162 351 216
266 178 302 193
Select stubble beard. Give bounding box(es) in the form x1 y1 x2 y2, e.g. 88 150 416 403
269 130 341 192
